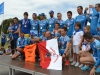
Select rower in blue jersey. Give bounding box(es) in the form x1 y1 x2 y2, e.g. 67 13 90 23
90 4 100 36
47 10 56 32
84 4 99 36
58 27 70 60
40 29 47 41
75 6 88 30
81 33 100 75
12 31 28 60
64 11 75 38
55 13 64 28
39 13 48 36
30 13 39 37
19 12 31 38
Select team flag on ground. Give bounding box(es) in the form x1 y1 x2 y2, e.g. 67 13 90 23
0 2 4 15
38 39 62 70
24 44 36 63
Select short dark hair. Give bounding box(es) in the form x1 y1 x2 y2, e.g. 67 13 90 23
67 11 72 15
75 22 81 29
62 27 67 31
23 12 28 16
77 6 83 10
83 32 93 40
13 17 18 21
57 12 62 15
97 3 100 7
55 23 60 26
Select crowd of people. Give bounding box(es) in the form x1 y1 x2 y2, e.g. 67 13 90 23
1 3 100 75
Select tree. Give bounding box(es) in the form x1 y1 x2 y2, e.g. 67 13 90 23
0 18 13 34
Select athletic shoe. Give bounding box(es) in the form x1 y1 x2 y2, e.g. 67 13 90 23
74 62 80 67
81 65 91 71
95 68 100 73
69 57 73 62
71 61 76 65
79 64 83 68
65 60 69 66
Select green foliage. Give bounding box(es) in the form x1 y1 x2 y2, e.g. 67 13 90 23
0 18 13 34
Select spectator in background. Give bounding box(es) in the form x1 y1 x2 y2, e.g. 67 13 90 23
56 13 64 28
0 47 5 55
47 10 56 32
30 13 39 37
75 6 88 29
1 32 6 47
7 22 14 41
5 46 12 55
12 31 28 60
38 13 48 36
19 12 31 38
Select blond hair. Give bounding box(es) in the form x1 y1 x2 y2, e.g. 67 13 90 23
84 25 90 32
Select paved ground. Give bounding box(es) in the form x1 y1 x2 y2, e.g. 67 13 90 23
0 65 100 75
0 65 31 75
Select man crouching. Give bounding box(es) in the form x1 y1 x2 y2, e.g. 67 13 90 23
12 31 27 60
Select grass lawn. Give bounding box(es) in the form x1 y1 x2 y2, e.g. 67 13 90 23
0 34 9 49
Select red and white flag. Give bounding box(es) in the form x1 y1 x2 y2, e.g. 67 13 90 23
38 39 62 70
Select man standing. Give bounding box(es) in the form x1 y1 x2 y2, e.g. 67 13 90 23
30 13 39 37
11 17 19 54
64 11 74 38
38 13 48 36
56 13 64 28
75 6 87 29
19 12 31 38
47 10 56 32
85 4 99 36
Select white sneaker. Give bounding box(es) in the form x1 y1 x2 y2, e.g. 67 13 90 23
75 62 80 67
71 61 76 65
79 64 83 68
69 57 73 62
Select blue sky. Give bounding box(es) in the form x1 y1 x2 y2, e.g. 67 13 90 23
0 0 100 24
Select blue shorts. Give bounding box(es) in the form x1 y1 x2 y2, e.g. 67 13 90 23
19 47 24 49
59 49 70 56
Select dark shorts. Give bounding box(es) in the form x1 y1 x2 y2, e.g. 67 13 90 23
1 42 5 47
19 47 24 49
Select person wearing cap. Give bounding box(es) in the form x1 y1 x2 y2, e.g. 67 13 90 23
56 13 64 28
30 13 39 37
12 31 28 60
47 10 56 32
40 29 47 41
28 31 41 44
38 13 48 36
19 12 31 38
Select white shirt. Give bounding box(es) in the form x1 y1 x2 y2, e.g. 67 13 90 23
73 30 83 45
82 43 90 51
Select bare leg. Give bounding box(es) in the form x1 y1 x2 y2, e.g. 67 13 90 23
77 54 80 62
80 57 95 65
